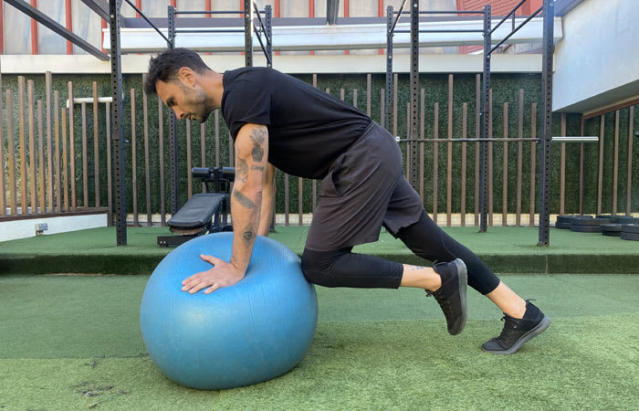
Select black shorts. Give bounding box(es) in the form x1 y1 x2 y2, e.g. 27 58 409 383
305 122 424 252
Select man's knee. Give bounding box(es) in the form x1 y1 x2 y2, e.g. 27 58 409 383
301 248 343 287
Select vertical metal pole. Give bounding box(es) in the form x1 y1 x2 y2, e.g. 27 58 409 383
168 5 179 214
385 6 393 132
244 0 253 67
538 0 554 246
265 5 272 68
109 0 127 245
479 5 491 233
409 0 419 190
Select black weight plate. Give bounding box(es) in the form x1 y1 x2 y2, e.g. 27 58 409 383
602 231 622 237
557 215 593 223
613 216 636 224
572 218 601 227
555 222 572 229
620 232 639 241
621 224 639 234
601 224 622 232
571 225 602 233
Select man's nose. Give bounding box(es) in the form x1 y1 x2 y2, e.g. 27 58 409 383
173 107 185 120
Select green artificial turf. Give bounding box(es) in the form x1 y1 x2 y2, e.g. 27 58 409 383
1 226 638 275
1 274 639 410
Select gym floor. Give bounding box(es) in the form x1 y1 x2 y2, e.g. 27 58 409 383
1 226 638 409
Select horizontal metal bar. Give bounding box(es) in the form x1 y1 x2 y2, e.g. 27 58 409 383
123 0 170 44
113 16 559 53
397 136 600 143
491 0 527 34
397 137 540 142
175 29 246 33
66 97 113 108
395 29 484 33
174 10 244 15
123 16 503 29
394 10 485 15
489 6 542 54
5 0 109 61
551 136 599 143
422 29 484 33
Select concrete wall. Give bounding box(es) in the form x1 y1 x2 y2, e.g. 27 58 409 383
553 0 639 113
0 213 107 242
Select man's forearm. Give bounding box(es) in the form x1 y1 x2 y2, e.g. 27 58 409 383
228 124 269 274
257 172 274 236
229 183 262 274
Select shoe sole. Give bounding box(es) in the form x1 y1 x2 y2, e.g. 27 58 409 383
449 258 468 335
482 314 551 355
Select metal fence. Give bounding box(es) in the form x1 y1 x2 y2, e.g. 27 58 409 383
0 72 636 227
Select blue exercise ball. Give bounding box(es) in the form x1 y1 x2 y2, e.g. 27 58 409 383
140 232 318 390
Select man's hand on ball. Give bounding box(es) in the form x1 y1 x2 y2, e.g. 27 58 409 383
181 255 245 294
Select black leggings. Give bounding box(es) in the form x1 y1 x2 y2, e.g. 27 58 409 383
301 211 500 295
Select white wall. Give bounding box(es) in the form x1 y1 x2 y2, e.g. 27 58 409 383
0 213 107 242
553 0 639 113
0 53 543 74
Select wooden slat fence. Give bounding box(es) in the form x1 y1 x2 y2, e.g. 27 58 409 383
1 72 637 229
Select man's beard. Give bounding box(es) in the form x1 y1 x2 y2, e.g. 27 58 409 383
184 86 214 123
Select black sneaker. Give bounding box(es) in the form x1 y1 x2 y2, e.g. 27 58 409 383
427 258 468 335
482 300 551 355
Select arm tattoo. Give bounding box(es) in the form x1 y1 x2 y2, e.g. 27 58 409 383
237 159 248 183
250 128 266 144
251 143 264 162
251 165 265 172
241 226 256 245
250 129 266 162
233 190 256 209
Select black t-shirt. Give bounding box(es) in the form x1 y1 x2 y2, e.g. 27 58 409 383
221 67 371 179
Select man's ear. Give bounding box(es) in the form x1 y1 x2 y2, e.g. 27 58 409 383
176 67 196 88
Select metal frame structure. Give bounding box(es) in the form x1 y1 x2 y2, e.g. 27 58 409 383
4 0 109 60
109 0 126 245
386 0 556 245
106 0 271 245
1 0 567 246
142 0 272 223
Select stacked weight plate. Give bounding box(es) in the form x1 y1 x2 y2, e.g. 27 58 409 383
601 216 637 237
621 224 639 241
555 215 592 229
571 216 605 233
601 223 623 237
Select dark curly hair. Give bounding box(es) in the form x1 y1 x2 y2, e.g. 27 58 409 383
144 48 211 96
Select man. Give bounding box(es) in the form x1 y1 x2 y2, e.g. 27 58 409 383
144 48 550 354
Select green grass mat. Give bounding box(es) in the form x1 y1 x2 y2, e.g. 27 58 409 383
1 274 639 410
1 226 639 275
2 226 639 256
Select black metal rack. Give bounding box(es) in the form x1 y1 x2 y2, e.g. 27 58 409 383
108 0 272 246
386 0 555 245
4 0 556 247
